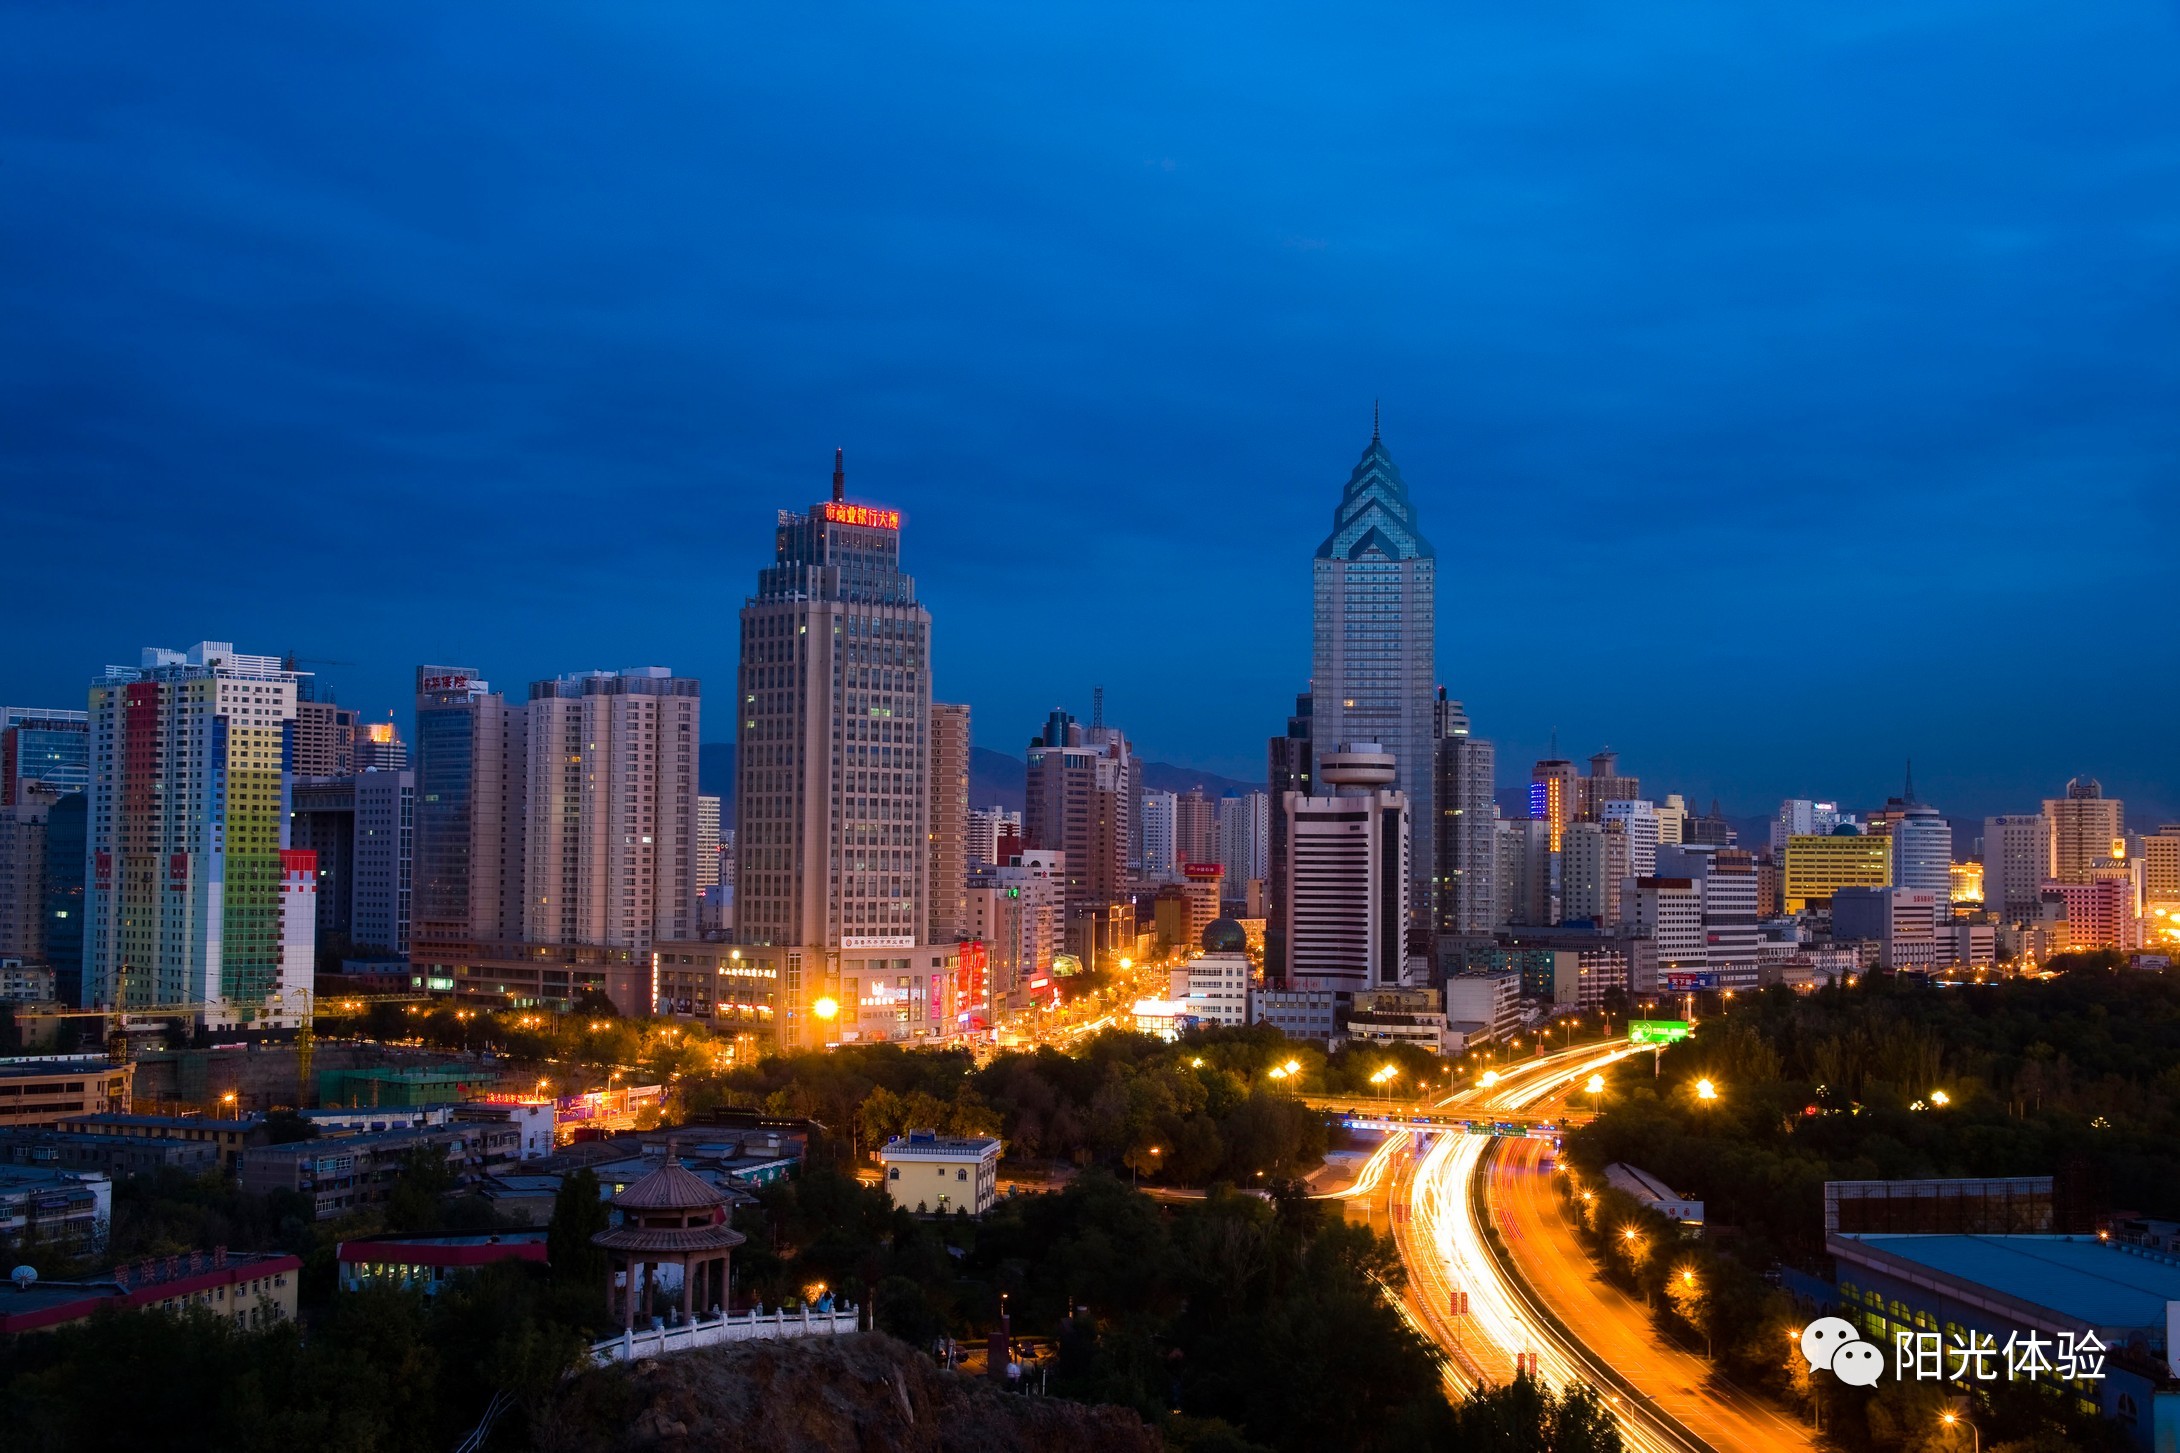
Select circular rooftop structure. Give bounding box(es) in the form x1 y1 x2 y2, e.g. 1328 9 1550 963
1319 742 1397 789
1202 917 1247 954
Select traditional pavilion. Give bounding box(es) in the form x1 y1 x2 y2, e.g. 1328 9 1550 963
592 1146 746 1327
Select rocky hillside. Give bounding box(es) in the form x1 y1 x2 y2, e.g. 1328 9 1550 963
534 1333 1159 1453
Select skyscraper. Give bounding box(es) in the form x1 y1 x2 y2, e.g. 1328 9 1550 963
83 642 313 1024
928 703 970 942
1279 744 1412 994
696 795 723 892
1980 815 2047 922
730 452 956 1048
1175 787 1217 869
1576 751 1639 823
1023 705 1132 915
294 698 358 777
1215 791 1269 902
1599 800 1661 878
1264 689 1314 981
1529 758 1577 852
355 716 409 772
967 806 1021 870
1136 790 1177 882
2046 778 2125 885
1430 691 1496 939
410 666 528 954
1311 419 1435 932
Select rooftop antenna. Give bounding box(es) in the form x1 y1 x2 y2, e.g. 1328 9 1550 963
1904 758 1916 804
1372 399 1381 442
831 447 845 503
1092 685 1104 731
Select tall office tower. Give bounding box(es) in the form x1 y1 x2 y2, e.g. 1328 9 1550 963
1529 759 1576 853
1215 791 1269 902
523 668 699 951
297 771 417 957
294 698 358 777
1496 817 1553 928
355 716 409 772
1657 843 1759 991
696 796 723 891
967 806 1021 870
1311 421 1436 933
0 802 45 958
1561 819 1630 927
2045 778 2124 885
1657 794 1689 846
1431 691 1496 938
1264 688 1315 981
83 643 313 1023
734 453 950 1049
1176 787 1218 868
1279 744 1412 995
2142 824 2180 912
1576 751 1639 823
1599 800 1661 877
411 666 529 953
1685 799 1735 847
42 794 86 1005
1023 706 1132 913
1890 800 1953 919
1137 791 1178 882
928 703 970 942
2 708 89 803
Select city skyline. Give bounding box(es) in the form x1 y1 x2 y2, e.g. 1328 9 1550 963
4 4 2176 821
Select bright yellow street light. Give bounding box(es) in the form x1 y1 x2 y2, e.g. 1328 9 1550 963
1930 1089 1951 1107
812 996 840 1021
1695 1078 1717 1103
1480 1070 1501 1088
1585 1074 1606 1096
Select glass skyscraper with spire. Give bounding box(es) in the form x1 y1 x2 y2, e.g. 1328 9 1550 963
1312 419 1437 934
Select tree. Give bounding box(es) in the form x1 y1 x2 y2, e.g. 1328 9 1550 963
383 1144 457 1234
547 1168 609 1289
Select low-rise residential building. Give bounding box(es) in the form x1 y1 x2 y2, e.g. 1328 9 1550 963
0 1056 133 1130
1343 988 1454 1055
0 1165 110 1251
336 1230 549 1295
0 1128 221 1179
878 1130 1001 1216
0 1250 299 1335
239 1123 518 1220
57 1112 263 1170
1444 971 1521 1043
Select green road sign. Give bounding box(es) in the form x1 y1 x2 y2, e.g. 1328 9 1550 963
1628 1019 1692 1046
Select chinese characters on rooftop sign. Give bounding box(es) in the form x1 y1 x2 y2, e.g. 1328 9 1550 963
823 502 901 530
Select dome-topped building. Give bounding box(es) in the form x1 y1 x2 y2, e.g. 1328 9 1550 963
593 1146 746 1328
1201 917 1247 954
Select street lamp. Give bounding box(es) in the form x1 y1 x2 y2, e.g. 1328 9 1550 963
221 1091 238 1119
1695 1078 1717 1104
1370 1064 1399 1104
1940 1406 1980 1453
1586 1074 1605 1113
1930 1089 1951 1107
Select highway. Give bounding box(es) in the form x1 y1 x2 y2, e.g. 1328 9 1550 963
1375 1040 1814 1453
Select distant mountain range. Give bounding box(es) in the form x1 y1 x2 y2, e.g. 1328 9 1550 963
698 742 1263 824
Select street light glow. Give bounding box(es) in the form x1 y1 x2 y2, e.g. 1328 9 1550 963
1695 1078 1717 1102
812 996 840 1021
1585 1074 1605 1096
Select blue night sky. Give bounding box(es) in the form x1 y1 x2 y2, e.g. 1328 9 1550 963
4 3 2177 821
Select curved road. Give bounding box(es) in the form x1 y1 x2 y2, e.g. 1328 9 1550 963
1372 1041 1814 1453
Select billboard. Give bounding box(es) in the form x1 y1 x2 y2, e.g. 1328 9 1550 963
1627 1019 1693 1046
1663 971 1719 991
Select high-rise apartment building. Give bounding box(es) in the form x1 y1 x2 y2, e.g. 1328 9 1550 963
2 708 89 804
2046 778 2125 886
964 849 1063 1015
83 642 313 1024
1656 794 1689 847
0 803 46 959
1136 791 1177 882
1216 791 1269 902
1770 799 1842 854
42 794 86 1005
1175 787 1217 870
1431 692 1496 939
928 703 970 942
1562 819 1630 927
294 698 358 777
1023 707 1132 914
696 796 723 892
2143 825 2180 912
1311 422 1436 932
1496 817 1552 929
295 771 417 959
1264 689 1315 981
1279 744 1411 995
1576 751 1639 823
1627 876 1705 994
1658 843 1759 991
727 453 956 1049
1599 800 1661 878
410 666 529 953
522 668 700 951
967 806 1021 871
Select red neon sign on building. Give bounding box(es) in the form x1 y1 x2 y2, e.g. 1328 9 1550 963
822 501 901 530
